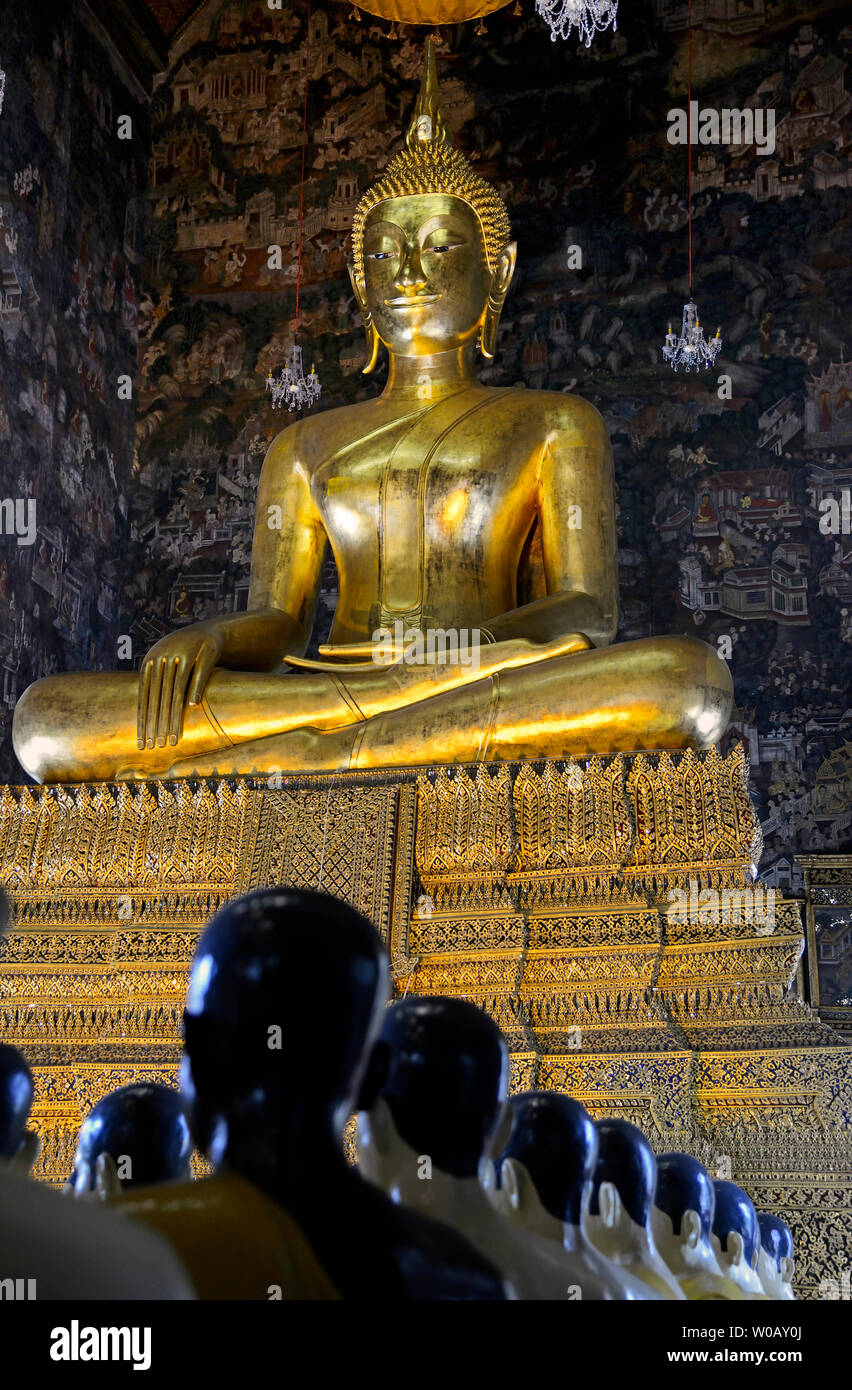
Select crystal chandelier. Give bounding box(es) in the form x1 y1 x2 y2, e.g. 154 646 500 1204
266 345 321 412
662 0 723 373
535 0 618 45
662 300 721 373
264 5 322 415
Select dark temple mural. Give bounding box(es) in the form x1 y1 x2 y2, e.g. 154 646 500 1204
0 0 149 779
2 0 851 890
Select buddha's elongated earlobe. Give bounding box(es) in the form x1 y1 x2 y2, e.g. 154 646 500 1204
361 313 381 374
479 241 517 360
479 288 503 361
348 262 382 374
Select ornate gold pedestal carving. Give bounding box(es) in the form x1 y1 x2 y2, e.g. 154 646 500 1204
0 748 849 1297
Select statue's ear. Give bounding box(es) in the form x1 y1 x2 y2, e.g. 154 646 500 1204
478 1155 497 1197
501 1157 525 1212
480 242 517 360
66 1158 93 1199
347 261 367 312
727 1231 745 1267
682 1209 702 1250
598 1179 620 1229
347 262 381 374
95 1151 122 1201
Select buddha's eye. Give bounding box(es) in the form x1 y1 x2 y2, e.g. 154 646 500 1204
425 243 455 255
369 251 392 261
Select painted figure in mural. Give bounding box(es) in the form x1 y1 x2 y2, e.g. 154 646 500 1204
13 42 732 784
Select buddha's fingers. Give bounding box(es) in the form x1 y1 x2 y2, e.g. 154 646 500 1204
316 642 384 660
168 664 188 745
158 658 178 748
146 658 166 750
137 662 152 751
284 654 390 672
184 635 226 712
546 631 594 658
480 631 593 677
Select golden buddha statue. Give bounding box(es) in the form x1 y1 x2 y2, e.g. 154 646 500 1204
13 43 731 785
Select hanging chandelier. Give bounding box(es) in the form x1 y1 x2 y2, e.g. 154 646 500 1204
266 345 321 412
661 0 722 373
535 0 618 45
662 300 721 373
266 2 321 413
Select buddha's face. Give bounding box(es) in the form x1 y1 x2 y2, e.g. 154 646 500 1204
362 194 492 356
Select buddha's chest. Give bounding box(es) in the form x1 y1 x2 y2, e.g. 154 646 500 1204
312 422 534 567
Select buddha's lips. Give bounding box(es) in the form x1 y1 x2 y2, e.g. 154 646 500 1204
384 294 441 307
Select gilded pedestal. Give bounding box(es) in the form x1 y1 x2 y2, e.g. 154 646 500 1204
0 747 849 1297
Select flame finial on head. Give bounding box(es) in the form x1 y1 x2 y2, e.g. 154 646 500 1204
406 37 449 150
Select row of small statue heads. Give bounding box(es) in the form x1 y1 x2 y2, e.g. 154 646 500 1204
0 886 795 1301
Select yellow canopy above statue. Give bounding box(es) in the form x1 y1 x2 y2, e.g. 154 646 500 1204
355 0 510 23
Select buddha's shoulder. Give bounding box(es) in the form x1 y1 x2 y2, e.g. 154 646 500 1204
265 396 383 460
473 384 609 440
521 386 608 437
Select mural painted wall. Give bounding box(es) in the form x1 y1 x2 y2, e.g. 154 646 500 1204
0 0 149 780
3 0 852 894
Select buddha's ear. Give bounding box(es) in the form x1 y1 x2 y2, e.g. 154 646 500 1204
480 242 517 360
347 260 367 312
347 262 381 374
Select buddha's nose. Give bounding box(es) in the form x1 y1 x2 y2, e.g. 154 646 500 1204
395 242 428 295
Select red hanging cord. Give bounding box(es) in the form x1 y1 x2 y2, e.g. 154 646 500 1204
687 0 693 291
295 2 311 329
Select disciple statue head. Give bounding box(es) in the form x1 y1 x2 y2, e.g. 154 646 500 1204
67 1083 193 1195
182 887 390 1165
349 39 516 370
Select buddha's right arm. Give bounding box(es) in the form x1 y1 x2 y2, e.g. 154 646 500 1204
243 423 327 662
196 607 307 670
137 427 326 748
154 424 325 672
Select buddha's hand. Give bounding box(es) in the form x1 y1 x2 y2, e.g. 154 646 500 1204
485 630 593 664
536 630 594 657
137 622 225 750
